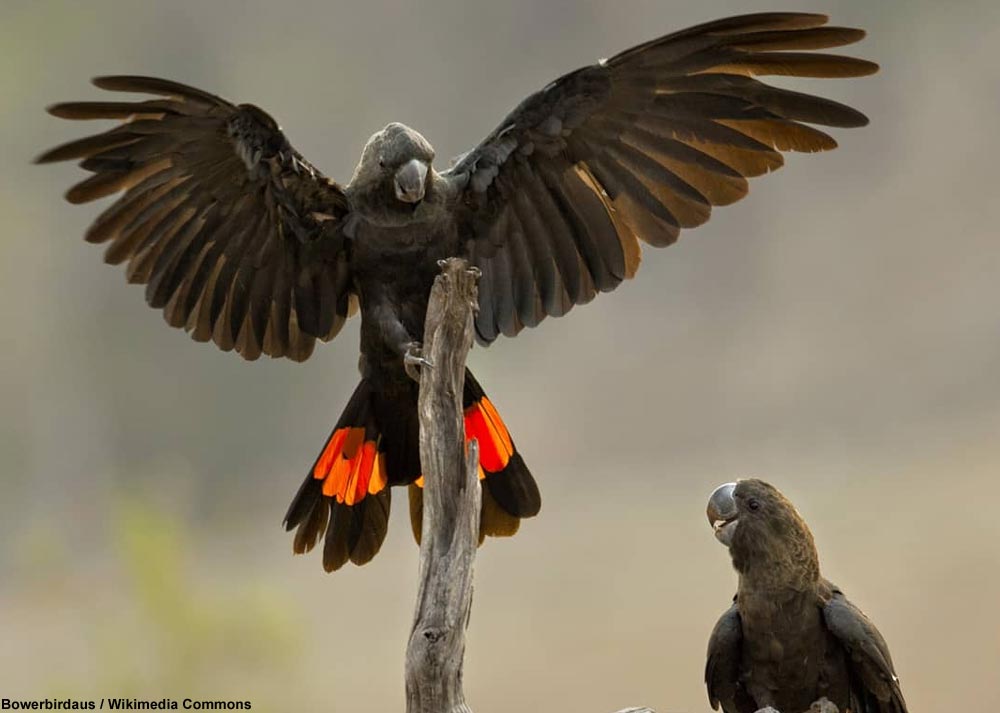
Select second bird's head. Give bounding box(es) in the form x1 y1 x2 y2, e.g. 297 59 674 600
348 122 438 226
706 478 819 580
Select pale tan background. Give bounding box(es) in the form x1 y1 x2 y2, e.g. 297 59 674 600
2 0 998 710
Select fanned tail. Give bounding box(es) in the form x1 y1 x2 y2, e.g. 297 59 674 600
286 370 540 572
283 379 392 572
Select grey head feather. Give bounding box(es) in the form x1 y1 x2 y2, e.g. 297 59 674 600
350 122 435 186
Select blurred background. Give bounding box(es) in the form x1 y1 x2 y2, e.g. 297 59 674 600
2 0 998 710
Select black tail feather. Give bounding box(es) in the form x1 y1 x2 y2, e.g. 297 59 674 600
287 370 539 572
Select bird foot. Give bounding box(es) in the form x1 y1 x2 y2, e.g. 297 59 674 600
435 258 481 279
808 698 838 713
403 341 433 381
754 708 781 713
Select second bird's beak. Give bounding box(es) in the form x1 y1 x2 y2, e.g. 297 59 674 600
394 158 428 204
707 482 739 547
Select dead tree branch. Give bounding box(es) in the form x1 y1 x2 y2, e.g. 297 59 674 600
403 257 655 713
405 258 480 713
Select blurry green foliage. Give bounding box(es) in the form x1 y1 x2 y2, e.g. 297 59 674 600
41 499 303 707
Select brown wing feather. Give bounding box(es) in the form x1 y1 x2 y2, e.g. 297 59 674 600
705 602 754 712
823 584 908 713
447 12 876 344
38 76 353 361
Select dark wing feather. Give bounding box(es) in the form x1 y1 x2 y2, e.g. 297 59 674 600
38 76 354 361
705 601 755 713
445 12 876 343
823 583 908 713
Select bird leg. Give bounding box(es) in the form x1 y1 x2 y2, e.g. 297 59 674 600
403 341 434 382
365 297 433 381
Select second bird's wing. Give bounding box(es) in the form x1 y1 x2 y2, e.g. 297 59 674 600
705 600 755 713
823 583 908 713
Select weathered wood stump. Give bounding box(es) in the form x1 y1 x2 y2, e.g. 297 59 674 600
403 257 653 713
405 258 480 713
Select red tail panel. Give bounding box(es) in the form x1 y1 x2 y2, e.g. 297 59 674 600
464 396 514 473
312 427 388 505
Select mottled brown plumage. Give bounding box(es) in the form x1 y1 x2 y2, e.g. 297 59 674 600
705 480 908 713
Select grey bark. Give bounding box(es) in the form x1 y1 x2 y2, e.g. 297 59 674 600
403 258 655 713
405 258 481 713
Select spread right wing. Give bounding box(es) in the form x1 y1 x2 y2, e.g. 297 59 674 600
37 76 355 361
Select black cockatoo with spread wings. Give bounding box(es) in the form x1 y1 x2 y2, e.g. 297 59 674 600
38 13 876 572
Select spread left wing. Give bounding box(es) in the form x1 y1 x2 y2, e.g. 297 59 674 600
823 584 908 713
445 12 877 343
37 76 355 361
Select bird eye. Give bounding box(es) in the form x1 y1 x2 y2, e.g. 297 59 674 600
747 498 760 511
378 157 386 168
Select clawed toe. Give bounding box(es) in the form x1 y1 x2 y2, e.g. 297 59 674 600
403 341 434 381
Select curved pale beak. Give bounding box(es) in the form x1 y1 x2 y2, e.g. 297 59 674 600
394 158 428 204
707 482 739 547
